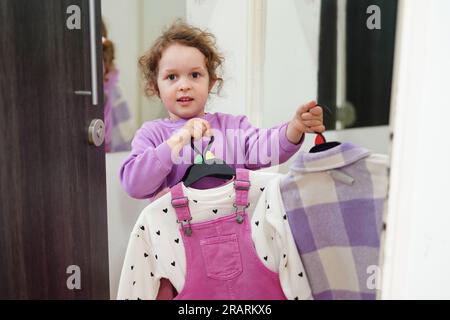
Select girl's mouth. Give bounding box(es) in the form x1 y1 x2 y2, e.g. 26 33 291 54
177 97 194 106
177 96 194 102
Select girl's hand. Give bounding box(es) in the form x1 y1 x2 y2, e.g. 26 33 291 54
287 100 325 144
167 118 212 151
182 118 213 141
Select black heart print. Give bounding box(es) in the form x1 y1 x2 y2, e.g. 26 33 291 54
144 253 148 258
150 272 154 277
213 209 218 214
298 272 303 277
140 226 145 231
131 265 134 270
283 214 287 220
255 221 259 226
193 200 198 203
294 297 299 300
133 281 136 286
163 208 168 213
260 187 265 191
174 238 179 244
283 254 286 258
156 230 160 236
264 256 268 261
171 261 176 267
267 204 270 209
155 255 158 260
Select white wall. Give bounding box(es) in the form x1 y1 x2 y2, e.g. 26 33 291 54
263 0 321 128
382 0 450 299
101 0 186 130
139 0 186 126
101 0 140 129
186 0 249 119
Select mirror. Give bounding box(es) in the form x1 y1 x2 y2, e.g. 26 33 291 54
101 0 396 154
262 0 397 133
103 0 395 300
101 0 186 153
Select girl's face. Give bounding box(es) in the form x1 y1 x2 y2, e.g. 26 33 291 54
156 44 214 121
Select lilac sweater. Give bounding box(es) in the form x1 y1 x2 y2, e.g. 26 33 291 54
120 112 303 200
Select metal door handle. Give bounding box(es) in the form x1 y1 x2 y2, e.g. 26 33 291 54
88 119 105 146
74 0 98 106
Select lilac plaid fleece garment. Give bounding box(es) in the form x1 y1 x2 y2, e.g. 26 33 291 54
104 69 134 153
280 143 388 300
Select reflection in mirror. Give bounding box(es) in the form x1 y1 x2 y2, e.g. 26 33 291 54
103 0 394 300
329 0 397 130
262 0 396 300
263 0 397 135
101 0 186 153
101 0 187 299
101 18 133 153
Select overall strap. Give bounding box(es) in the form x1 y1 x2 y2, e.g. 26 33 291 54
234 168 250 209
170 183 192 223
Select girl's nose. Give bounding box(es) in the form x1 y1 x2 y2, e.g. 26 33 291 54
178 77 192 91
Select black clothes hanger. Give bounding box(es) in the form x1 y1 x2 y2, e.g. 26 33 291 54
181 135 236 187
309 104 341 153
309 132 341 153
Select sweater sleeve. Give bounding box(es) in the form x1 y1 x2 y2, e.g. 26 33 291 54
117 220 162 300
237 116 304 170
251 176 313 300
119 125 174 199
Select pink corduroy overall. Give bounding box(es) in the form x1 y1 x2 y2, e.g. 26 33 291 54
170 168 287 300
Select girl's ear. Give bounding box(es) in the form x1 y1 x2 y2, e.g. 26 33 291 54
149 81 160 97
209 79 217 93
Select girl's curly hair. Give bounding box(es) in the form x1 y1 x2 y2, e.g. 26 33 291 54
138 20 224 97
101 19 115 82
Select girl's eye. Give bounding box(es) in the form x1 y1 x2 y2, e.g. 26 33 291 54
192 72 200 78
168 74 176 81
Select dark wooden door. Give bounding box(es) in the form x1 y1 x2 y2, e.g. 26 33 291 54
0 0 109 299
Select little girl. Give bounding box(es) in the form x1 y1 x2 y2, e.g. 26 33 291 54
101 19 134 153
120 20 324 201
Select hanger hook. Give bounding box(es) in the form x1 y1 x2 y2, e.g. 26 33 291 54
190 135 215 157
314 131 327 144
